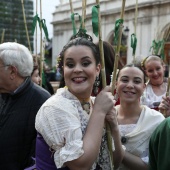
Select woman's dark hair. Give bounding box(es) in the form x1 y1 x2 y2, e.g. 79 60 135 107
141 54 164 70
31 55 40 76
95 41 115 91
31 65 39 76
93 41 124 95
58 37 100 88
117 62 146 83
96 41 115 78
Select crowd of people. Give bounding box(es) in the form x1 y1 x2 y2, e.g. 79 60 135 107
0 35 170 170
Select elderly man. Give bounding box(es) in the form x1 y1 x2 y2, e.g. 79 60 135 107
0 42 51 170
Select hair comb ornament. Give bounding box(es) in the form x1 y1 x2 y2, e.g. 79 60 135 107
70 28 93 42
141 56 149 69
141 54 162 69
56 54 63 74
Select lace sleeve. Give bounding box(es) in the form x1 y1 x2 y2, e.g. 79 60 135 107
35 99 84 168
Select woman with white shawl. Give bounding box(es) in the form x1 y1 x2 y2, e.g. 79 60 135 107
106 63 165 170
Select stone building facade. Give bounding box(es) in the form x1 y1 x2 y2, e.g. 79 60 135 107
51 0 170 66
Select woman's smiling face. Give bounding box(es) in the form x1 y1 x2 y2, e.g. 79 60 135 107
63 45 100 99
117 66 146 103
145 60 165 85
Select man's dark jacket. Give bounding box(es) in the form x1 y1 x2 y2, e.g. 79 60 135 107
0 78 51 170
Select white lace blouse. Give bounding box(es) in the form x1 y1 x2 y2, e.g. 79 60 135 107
140 83 167 108
35 88 111 170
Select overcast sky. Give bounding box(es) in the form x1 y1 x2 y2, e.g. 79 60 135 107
33 0 60 39
33 0 60 53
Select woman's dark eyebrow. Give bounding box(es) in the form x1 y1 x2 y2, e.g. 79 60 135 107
120 76 128 78
120 76 142 80
134 77 143 81
81 56 91 60
65 57 73 61
65 56 91 61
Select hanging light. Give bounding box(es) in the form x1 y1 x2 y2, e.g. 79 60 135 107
124 26 130 37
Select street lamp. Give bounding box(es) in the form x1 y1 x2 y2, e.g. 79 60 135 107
124 26 130 37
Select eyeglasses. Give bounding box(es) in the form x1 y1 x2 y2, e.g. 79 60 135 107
0 65 10 69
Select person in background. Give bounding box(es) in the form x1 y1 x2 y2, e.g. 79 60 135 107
55 67 62 81
35 37 122 170
140 55 167 111
31 54 41 85
42 62 55 95
106 63 165 170
149 95 170 170
31 54 54 95
92 41 124 96
0 42 51 170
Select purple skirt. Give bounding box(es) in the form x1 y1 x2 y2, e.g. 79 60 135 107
36 133 70 170
36 133 101 170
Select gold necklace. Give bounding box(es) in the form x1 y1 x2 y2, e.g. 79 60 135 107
81 101 91 114
66 86 91 114
78 97 91 114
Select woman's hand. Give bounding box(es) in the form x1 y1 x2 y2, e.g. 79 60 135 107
105 105 118 131
159 96 170 117
93 86 115 116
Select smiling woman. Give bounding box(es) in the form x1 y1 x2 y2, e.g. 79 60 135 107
106 63 165 170
35 37 119 170
63 45 100 99
140 55 167 110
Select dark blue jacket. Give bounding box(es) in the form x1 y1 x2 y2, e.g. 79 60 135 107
0 77 51 170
